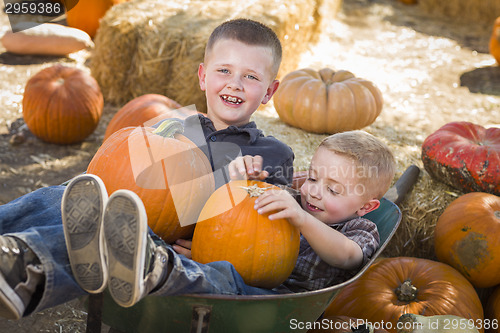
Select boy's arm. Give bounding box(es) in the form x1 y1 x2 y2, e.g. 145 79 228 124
255 190 364 270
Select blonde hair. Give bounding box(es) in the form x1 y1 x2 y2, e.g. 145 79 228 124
319 130 395 199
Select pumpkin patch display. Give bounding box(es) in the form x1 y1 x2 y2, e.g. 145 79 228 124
485 286 500 333
324 257 484 333
87 120 215 243
191 180 300 289
434 192 500 288
421 121 500 195
273 68 383 134
64 0 128 38
22 64 103 144
490 17 500 64
103 94 184 141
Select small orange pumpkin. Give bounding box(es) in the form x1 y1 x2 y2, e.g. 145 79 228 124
273 68 383 134
87 120 215 243
490 17 500 65
434 192 500 288
22 64 103 144
324 257 484 333
485 286 500 333
104 94 183 142
191 180 300 288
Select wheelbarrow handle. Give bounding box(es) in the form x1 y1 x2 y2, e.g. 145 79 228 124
383 164 420 206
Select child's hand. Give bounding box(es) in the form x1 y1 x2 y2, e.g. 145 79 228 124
228 155 269 180
254 189 306 228
172 239 192 259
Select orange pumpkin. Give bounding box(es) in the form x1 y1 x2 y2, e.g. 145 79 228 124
191 180 300 288
64 0 127 38
273 68 383 134
324 257 484 333
22 64 103 144
490 17 500 65
485 286 500 333
104 94 184 141
434 192 500 288
87 120 215 243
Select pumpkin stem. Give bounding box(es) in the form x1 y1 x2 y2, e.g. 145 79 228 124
239 184 273 197
152 119 184 138
395 279 418 302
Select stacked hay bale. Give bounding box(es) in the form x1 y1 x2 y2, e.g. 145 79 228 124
90 0 342 112
418 0 500 25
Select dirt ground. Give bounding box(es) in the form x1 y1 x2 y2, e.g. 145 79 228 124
0 0 498 331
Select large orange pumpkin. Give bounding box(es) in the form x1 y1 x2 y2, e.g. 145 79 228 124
104 94 184 141
87 120 215 243
485 286 500 333
273 68 383 134
421 121 500 195
490 17 500 65
324 257 484 333
63 0 127 38
191 180 300 289
434 192 500 288
22 64 103 144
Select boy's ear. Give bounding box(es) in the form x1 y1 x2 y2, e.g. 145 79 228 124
198 63 207 91
261 79 280 104
356 199 380 217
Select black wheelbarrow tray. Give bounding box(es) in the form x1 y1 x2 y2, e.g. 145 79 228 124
85 165 420 333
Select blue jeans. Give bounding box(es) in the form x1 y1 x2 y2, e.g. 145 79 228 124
0 186 275 315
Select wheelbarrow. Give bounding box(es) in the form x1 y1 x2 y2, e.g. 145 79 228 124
84 165 421 333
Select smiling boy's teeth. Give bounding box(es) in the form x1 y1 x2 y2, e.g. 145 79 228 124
222 95 242 104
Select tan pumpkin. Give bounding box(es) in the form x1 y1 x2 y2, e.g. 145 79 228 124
273 68 383 134
434 192 500 288
485 286 500 333
1 23 93 56
192 180 300 289
22 64 103 144
324 257 484 333
103 94 184 142
490 17 500 64
87 120 215 243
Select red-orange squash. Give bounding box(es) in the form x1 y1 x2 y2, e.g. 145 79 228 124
490 17 500 65
273 68 383 134
485 286 500 333
421 121 500 195
87 120 215 243
191 180 300 289
434 192 500 288
324 257 484 333
22 64 103 144
63 0 127 38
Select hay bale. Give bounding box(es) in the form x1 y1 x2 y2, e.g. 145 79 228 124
89 0 342 111
418 0 500 25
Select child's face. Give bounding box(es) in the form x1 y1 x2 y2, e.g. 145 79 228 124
198 38 279 130
300 147 376 225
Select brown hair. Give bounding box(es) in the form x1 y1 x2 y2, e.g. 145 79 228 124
319 130 396 199
205 18 282 78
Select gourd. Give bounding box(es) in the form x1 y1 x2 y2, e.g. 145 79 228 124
324 257 484 333
485 286 500 333
104 94 183 141
1 23 93 56
191 180 300 288
273 68 383 134
87 120 215 243
434 192 500 288
397 314 479 333
22 64 103 144
64 0 127 38
421 121 500 195
490 17 500 64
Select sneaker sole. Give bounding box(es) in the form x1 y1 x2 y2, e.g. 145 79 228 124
0 274 23 320
104 190 147 308
62 174 108 293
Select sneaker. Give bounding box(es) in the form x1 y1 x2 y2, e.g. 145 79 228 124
103 190 168 308
0 235 44 320
62 174 108 293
